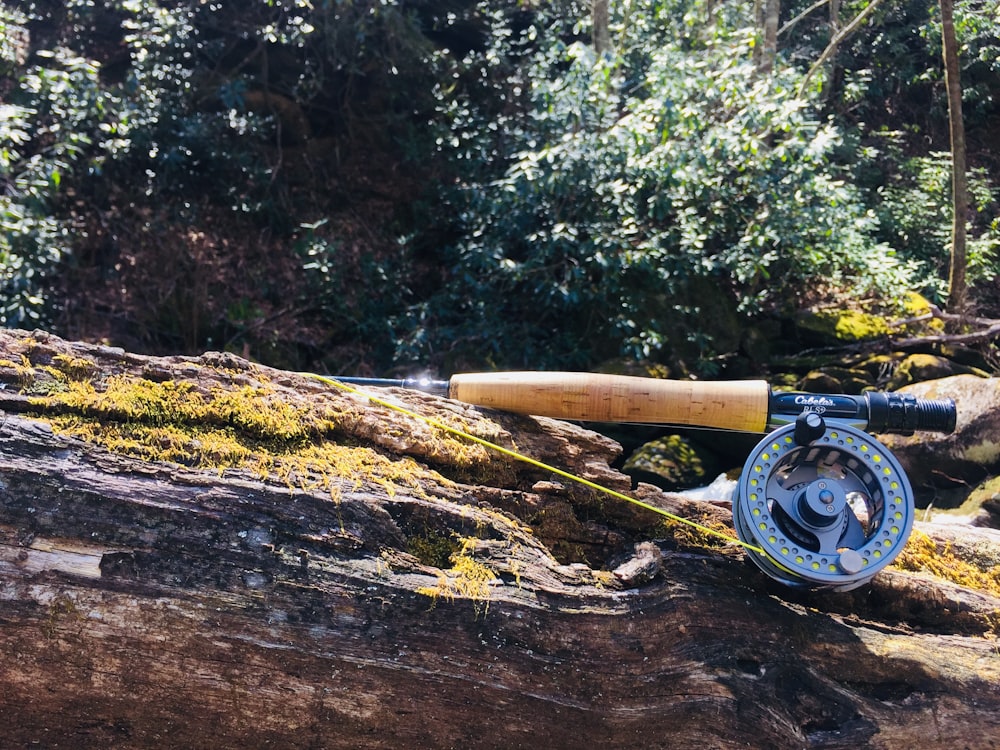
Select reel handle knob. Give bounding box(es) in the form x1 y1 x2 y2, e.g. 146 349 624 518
838 549 865 574
794 412 826 445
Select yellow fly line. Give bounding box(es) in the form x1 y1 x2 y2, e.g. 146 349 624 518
304 372 766 556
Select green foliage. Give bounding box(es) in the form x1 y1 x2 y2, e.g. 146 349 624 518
1 0 444 346
298 219 412 366
109 0 280 218
876 148 1000 298
1 3 119 325
398 3 922 371
782 0 1000 135
779 0 1000 305
4 0 1000 375
0 97 65 326
919 0 1000 121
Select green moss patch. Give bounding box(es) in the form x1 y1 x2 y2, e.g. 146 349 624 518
797 309 891 343
890 529 1000 597
26 372 436 500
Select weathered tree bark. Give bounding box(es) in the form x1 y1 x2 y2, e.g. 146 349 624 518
1 330 999 749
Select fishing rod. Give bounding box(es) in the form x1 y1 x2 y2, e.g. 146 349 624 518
335 371 955 435
332 371 957 591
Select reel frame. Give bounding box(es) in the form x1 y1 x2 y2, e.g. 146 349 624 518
732 413 915 591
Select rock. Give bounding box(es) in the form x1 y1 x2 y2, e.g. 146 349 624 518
985 495 1000 526
796 369 844 393
925 475 1000 528
881 375 1000 505
795 308 890 344
621 433 711 490
797 365 873 394
886 353 987 389
611 540 663 586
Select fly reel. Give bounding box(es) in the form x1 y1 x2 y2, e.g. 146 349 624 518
733 413 915 591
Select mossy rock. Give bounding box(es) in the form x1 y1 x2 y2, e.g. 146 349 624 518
886 353 988 390
622 434 709 491
796 292 941 345
797 365 874 395
899 291 946 334
795 308 891 344
796 370 845 394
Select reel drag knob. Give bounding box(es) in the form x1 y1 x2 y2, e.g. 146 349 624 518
797 479 847 529
732 415 915 591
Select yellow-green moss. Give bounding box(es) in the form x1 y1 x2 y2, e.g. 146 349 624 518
38 377 206 424
801 309 891 342
407 530 461 569
30 376 338 442
890 529 1000 596
663 516 742 550
900 291 946 333
416 537 497 612
51 353 97 379
26 373 440 500
0 355 36 389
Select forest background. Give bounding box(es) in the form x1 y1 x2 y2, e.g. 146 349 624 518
2 0 1000 381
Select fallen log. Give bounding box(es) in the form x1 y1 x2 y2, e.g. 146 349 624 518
0 329 998 749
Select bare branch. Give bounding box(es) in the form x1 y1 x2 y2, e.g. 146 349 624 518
778 0 830 37
798 0 889 96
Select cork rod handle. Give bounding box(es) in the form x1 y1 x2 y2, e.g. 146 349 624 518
449 372 771 433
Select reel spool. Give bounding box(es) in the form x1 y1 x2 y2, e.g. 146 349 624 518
733 413 915 591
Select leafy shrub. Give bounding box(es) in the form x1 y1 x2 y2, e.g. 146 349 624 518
876 149 1000 299
2 0 444 355
1 3 120 325
397 4 922 372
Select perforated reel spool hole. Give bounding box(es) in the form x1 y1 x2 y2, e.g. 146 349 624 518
732 419 915 591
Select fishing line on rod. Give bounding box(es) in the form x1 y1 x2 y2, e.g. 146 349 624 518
304 371 766 555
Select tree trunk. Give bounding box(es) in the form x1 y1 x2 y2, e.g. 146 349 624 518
756 0 781 74
1 329 999 749
592 0 612 55
941 0 969 312
826 0 842 100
